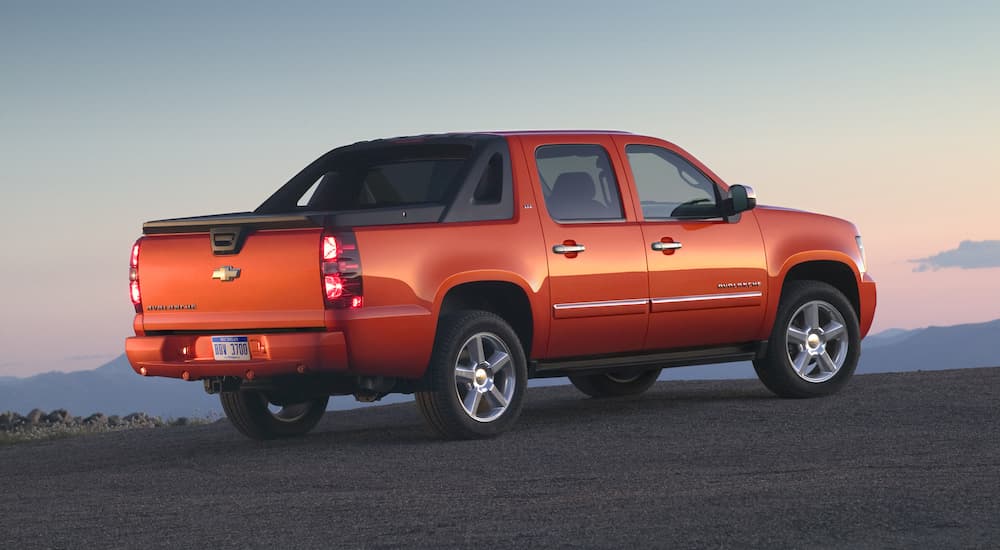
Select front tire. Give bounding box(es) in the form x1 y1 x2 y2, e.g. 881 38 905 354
569 368 662 398
220 390 329 440
416 311 527 439
753 281 860 398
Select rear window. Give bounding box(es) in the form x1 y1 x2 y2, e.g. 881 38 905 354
260 143 473 212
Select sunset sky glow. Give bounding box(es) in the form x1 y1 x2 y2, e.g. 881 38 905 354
1 1 998 376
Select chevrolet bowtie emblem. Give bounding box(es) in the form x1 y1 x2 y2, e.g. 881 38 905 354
212 266 241 282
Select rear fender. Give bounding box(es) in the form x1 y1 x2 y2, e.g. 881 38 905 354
433 271 549 359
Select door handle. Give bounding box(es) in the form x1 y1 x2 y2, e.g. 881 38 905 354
553 244 586 254
651 241 682 251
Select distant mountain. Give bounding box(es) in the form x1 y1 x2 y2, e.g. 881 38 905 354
0 355 221 419
2 319 998 417
0 355 409 418
855 319 1000 374
862 328 917 349
651 319 1000 380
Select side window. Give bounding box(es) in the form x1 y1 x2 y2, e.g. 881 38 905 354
301 159 466 210
472 153 503 204
625 145 721 219
297 175 325 207
535 144 624 222
302 171 349 209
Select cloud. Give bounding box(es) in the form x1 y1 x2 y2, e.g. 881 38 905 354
911 240 1000 272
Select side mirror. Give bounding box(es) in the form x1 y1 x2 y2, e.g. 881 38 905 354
727 184 757 215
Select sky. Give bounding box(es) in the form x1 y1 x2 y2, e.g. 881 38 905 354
1 1 999 376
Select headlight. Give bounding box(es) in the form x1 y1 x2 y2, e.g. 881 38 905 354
855 235 867 273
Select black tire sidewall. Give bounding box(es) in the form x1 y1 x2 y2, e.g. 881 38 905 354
758 281 861 397
426 311 527 438
221 390 328 439
570 368 661 398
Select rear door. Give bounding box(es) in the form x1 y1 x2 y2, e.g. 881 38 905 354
612 135 768 350
519 134 649 358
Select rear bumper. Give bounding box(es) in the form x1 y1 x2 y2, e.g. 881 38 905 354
125 331 349 381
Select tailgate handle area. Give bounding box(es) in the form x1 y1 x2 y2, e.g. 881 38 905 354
210 226 247 255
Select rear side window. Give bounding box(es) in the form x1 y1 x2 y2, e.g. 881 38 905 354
269 143 474 212
256 137 517 222
535 144 624 222
306 158 466 210
472 153 504 204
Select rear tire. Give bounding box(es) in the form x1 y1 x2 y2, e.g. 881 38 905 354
220 390 328 440
569 368 662 398
753 280 860 398
416 311 527 440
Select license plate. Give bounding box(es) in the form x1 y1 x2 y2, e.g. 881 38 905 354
211 336 251 361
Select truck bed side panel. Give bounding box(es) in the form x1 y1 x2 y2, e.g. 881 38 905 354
342 220 548 377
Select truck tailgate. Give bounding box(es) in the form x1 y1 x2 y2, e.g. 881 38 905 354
138 228 325 332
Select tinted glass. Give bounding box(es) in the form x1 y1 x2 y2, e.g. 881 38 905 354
625 145 721 219
535 144 624 222
472 153 503 204
261 143 473 212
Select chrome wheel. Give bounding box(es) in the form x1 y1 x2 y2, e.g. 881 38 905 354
453 332 516 423
785 300 849 383
753 281 860 398
416 311 527 439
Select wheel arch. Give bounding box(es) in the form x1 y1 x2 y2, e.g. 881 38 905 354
435 276 542 358
777 255 861 319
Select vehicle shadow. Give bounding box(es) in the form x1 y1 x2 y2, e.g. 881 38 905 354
295 380 776 447
46 379 782 465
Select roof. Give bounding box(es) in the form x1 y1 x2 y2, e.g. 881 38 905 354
482 129 635 136
338 130 642 152
379 130 636 141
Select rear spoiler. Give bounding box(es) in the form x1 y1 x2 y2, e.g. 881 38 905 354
142 205 446 235
143 212 328 255
142 212 321 235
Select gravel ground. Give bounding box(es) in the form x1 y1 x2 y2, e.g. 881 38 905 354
1 368 998 549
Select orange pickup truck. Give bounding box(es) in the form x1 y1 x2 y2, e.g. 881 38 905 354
125 131 876 440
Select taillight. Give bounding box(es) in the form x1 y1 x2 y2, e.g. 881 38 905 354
129 238 142 312
320 231 363 309
323 235 339 261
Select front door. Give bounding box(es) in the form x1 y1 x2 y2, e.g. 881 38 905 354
519 135 649 359
612 136 768 351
